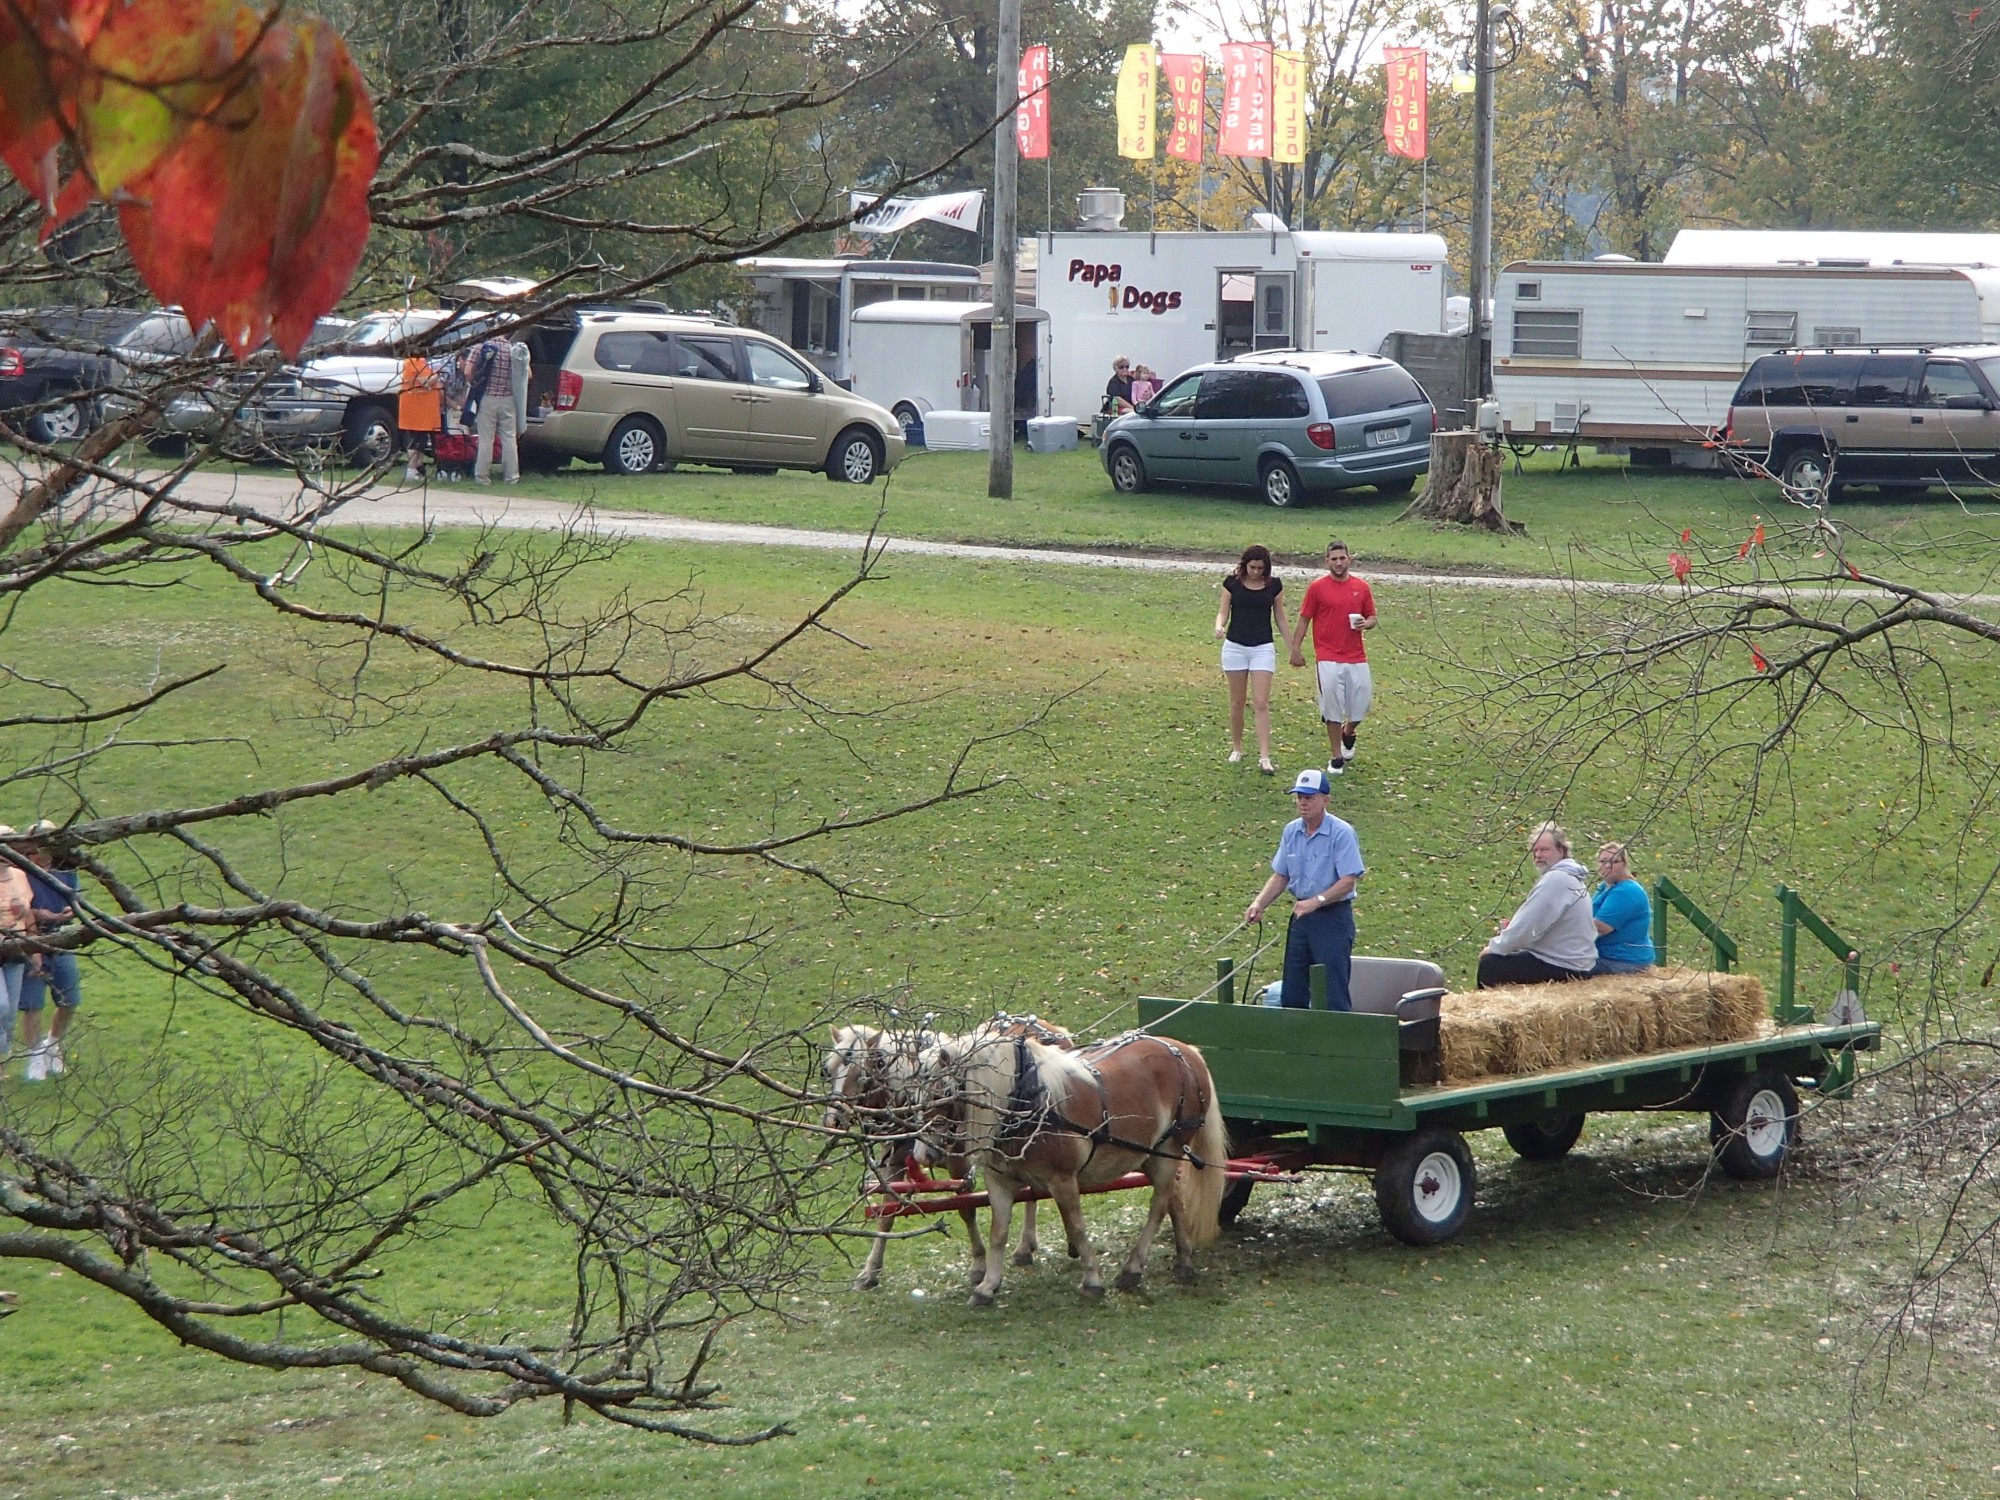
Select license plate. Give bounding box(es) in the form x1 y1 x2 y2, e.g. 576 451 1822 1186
1369 425 1407 447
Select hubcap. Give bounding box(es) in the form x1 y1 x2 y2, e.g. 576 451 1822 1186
1787 457 1827 494
1743 1088 1790 1158
618 429 655 471
841 440 874 482
42 402 84 440
1266 468 1294 505
1412 1151 1463 1223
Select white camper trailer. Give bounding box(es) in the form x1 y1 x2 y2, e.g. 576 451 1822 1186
1036 224 1448 421
847 302 1052 439
1491 260 1993 462
733 258 981 385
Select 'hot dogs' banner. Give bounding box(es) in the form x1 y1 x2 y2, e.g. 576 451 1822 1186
1017 44 1050 160
1162 53 1205 162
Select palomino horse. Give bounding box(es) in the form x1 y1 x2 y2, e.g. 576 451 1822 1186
925 1027 1227 1306
824 1015 1071 1291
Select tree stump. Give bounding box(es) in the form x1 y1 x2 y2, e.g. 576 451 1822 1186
1399 429 1521 533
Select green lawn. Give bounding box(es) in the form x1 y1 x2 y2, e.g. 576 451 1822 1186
4 521 1998 1499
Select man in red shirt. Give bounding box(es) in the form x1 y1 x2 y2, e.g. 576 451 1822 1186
1288 539 1377 776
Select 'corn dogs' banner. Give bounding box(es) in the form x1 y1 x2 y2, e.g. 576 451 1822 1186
1273 48 1306 164
1116 44 1157 159
1384 46 1428 160
1161 53 1205 162
1219 41 1273 158
1017 44 1050 160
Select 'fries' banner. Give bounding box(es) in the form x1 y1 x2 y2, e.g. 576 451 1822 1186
1116 44 1157 159
1017 44 1050 160
1384 46 1428 160
1161 53 1205 162
1273 48 1306 164
1219 41 1274 158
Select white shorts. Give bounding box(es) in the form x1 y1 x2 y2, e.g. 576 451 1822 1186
1316 661 1373 724
1221 641 1277 674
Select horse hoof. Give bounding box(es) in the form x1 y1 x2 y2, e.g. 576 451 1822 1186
852 1273 881 1292
1079 1282 1107 1301
1172 1262 1199 1285
1066 1243 1082 1260
967 1289 996 1308
1011 1250 1035 1268
1113 1269 1143 1293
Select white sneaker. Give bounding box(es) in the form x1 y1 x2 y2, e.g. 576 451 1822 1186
23 1044 48 1082
1342 739 1358 763
1227 750 1243 764
45 1042 64 1077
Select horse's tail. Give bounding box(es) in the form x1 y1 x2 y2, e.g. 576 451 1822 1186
1184 1062 1229 1250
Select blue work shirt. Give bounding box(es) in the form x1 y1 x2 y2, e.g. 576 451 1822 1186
1592 877 1655 963
1271 812 1365 904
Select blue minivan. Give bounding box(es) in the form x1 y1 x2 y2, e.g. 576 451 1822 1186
1101 350 1435 507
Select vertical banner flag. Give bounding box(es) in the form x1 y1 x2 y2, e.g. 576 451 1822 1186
1161 54 1206 162
1272 49 1306 164
1017 44 1051 160
1384 46 1428 160
1116 44 1158 159
1219 42 1274 158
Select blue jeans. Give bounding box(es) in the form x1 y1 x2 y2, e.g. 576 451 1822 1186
1592 956 1651 976
1281 901 1356 1011
0 963 22 1054
20 950 81 1011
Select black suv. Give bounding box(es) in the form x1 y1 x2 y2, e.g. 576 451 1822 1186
1720 345 2000 497
0 307 147 443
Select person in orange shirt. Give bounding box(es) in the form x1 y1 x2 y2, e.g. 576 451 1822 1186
398 353 444 483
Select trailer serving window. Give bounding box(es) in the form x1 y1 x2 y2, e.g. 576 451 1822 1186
1745 310 1798 347
1511 309 1580 359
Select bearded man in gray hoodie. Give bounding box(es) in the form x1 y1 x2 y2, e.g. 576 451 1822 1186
1476 822 1599 988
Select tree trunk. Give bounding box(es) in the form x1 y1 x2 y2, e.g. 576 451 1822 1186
1399 430 1520 533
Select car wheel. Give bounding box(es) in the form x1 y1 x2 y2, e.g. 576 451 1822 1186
1107 443 1148 493
603 416 665 475
1261 458 1302 508
827 427 881 483
341 402 397 466
1778 446 1832 500
891 402 924 445
1374 474 1417 496
26 392 89 444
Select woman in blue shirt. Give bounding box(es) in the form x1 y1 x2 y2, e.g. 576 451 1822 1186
1591 842 1655 975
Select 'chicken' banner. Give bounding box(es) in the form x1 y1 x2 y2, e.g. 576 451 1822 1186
1384 47 1428 160
1219 42 1274 158
1161 53 1205 162
1116 44 1157 159
1017 44 1050 160
1273 48 1306 164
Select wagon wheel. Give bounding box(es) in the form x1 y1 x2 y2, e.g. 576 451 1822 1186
1218 1175 1255 1228
1710 1071 1800 1181
1374 1128 1476 1246
1501 1112 1586 1161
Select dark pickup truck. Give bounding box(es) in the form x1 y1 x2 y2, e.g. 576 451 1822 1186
0 306 147 443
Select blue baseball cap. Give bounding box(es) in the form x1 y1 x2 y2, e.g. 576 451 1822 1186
1289 769 1332 796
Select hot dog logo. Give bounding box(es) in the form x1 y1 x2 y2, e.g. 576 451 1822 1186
1067 258 1184 316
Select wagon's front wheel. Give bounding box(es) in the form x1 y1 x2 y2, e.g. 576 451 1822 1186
1374 1128 1476 1245
1502 1112 1586 1161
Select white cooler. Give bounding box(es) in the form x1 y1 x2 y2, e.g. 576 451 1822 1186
1026 416 1079 453
921 411 991 451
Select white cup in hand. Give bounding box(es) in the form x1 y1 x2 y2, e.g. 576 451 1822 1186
1348 612 1364 629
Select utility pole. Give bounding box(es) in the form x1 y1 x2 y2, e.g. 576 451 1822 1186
1464 0 1498 413
987 0 1021 498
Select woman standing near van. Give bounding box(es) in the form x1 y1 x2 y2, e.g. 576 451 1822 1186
1215 544 1288 773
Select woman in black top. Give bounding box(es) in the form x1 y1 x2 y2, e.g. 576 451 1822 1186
1213 543 1289 773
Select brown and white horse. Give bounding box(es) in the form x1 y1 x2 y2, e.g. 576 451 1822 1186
924 1027 1227 1306
824 1016 1070 1291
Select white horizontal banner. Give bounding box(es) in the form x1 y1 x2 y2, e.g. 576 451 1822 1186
848 189 984 236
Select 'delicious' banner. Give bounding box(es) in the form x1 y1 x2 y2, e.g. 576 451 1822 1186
1273 49 1306 164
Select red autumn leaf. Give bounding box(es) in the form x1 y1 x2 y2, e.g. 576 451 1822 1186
1669 550 1691 581
1750 642 1769 673
117 15 377 357
1680 527 1692 545
1846 559 1863 581
1752 522 1765 547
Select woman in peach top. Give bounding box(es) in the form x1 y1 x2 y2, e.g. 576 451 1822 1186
0 827 36 1060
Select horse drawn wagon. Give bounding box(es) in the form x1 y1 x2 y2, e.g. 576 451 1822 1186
857 881 1879 1270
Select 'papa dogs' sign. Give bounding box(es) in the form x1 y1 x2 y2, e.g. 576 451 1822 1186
1068 258 1183 315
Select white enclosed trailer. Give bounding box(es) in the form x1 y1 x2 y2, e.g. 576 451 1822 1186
733 257 981 385
847 301 1052 438
1491 260 1992 461
1036 227 1448 421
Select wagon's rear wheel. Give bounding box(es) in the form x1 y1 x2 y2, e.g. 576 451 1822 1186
1374 1128 1475 1245
1710 1071 1799 1180
1501 1112 1586 1161
1218 1175 1255 1228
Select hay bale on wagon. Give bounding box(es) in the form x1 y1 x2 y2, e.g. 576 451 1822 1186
1436 966 1770 1084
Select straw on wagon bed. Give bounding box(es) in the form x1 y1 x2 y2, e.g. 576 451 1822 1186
1436 966 1772 1085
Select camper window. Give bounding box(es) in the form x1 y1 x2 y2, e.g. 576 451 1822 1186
1511 309 1580 359
1746 310 1799 347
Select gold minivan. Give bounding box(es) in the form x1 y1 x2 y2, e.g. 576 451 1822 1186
521 312 905 481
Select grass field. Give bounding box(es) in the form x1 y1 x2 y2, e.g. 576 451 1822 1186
5 460 2000 1499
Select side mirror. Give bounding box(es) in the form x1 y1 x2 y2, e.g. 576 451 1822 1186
809 375 823 394
1944 393 1991 411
